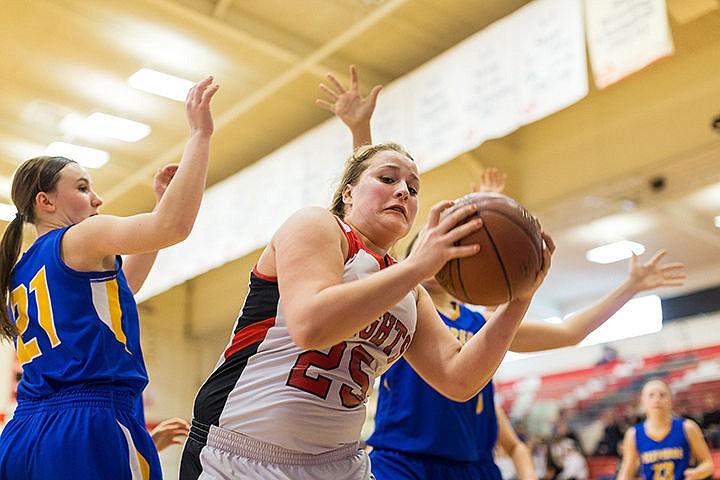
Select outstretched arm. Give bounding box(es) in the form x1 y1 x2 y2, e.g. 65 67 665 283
511 249 685 352
63 76 219 272
316 65 381 149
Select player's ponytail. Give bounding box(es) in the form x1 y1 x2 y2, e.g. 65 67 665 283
0 213 24 340
0 156 75 341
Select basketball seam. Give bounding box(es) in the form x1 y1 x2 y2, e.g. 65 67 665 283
480 219 513 302
480 207 542 260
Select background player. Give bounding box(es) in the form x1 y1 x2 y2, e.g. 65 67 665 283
616 379 714 480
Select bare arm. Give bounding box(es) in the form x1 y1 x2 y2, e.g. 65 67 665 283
617 427 640 480
62 77 219 271
316 65 381 150
510 249 685 352
267 202 483 350
496 404 538 480
122 165 177 293
403 234 554 401
683 419 714 480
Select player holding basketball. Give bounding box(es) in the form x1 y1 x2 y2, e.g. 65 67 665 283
179 107 555 477
0 76 218 480
616 379 714 480
318 65 688 480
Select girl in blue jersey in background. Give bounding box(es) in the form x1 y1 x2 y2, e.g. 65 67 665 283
318 65 688 480
617 379 713 480
0 76 218 480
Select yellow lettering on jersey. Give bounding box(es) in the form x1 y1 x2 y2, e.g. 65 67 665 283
641 447 684 463
31 267 60 347
651 461 674 480
11 285 41 364
11 267 61 364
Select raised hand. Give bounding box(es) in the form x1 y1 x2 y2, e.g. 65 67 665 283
628 249 686 292
152 164 179 204
316 65 382 135
471 167 507 194
185 75 219 136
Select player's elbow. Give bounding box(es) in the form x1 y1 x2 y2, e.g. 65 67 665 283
156 217 194 246
439 375 489 402
286 314 332 351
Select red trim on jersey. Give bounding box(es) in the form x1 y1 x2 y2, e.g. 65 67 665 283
224 317 276 359
333 216 395 268
252 265 277 282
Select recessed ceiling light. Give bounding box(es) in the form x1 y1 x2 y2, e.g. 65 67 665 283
0 202 16 222
715 215 720 228
44 142 110 169
79 112 151 142
586 240 646 264
128 68 195 102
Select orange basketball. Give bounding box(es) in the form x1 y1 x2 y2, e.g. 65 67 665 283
435 192 543 306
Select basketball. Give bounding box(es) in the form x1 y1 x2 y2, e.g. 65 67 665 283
435 192 543 306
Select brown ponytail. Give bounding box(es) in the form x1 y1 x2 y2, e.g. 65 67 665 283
0 156 75 341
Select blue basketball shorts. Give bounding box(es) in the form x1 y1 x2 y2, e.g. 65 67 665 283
0 388 161 480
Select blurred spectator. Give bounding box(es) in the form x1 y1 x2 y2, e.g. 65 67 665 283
596 345 619 366
553 418 584 455
514 419 530 443
556 439 589 480
593 409 625 457
700 394 720 448
678 398 702 424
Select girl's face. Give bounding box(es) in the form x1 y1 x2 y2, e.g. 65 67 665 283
640 380 672 415
49 162 103 225
343 150 420 245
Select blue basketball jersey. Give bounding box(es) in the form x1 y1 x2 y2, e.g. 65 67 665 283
635 417 690 480
0 226 160 479
367 303 497 462
8 226 148 401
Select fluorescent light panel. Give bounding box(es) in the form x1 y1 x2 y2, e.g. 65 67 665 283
0 203 16 222
44 142 109 169
586 240 645 264
79 112 151 142
128 68 194 102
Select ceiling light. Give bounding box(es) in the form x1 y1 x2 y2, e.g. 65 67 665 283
128 68 194 102
44 142 109 169
0 176 11 200
0 203 16 222
78 113 151 142
586 240 645 264
715 215 720 228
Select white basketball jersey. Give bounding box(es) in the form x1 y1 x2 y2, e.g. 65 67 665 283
196 217 417 454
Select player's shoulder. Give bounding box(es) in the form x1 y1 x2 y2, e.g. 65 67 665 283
681 416 703 434
285 206 336 227
273 207 344 247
